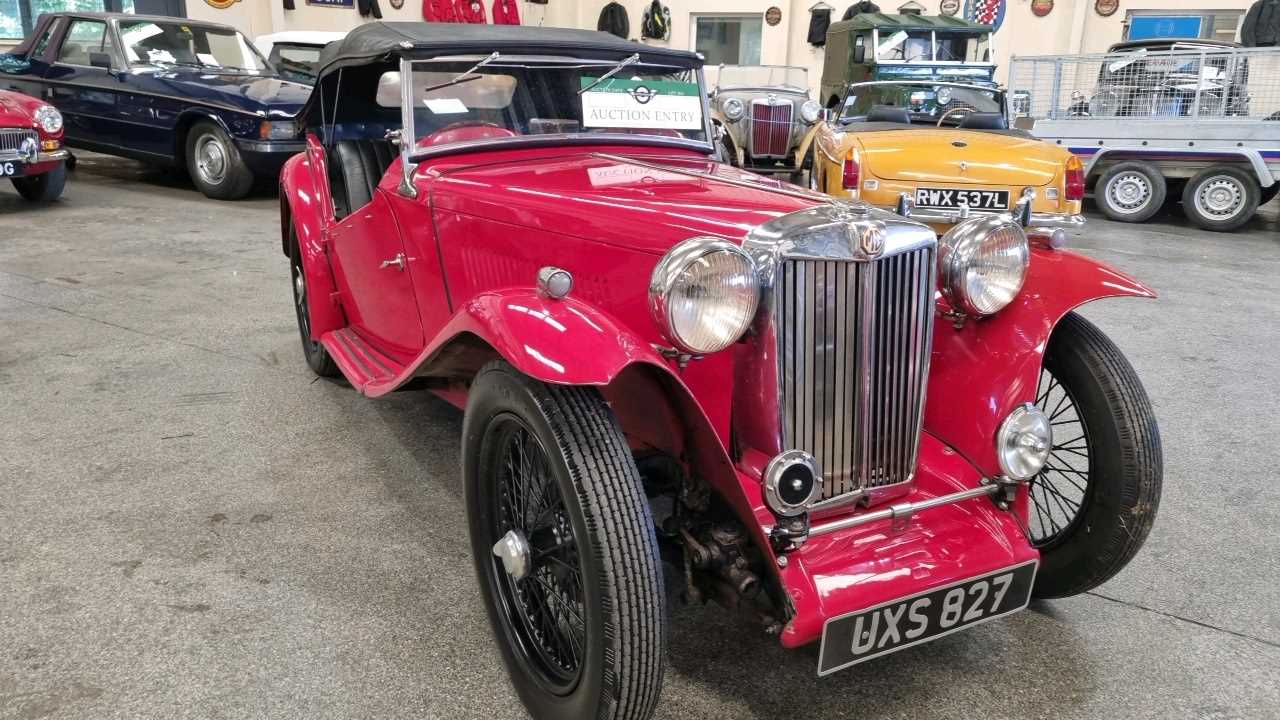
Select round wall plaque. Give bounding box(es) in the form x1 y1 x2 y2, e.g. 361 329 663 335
1031 0 1053 17
204 0 239 8
939 0 960 16
389 0 404 8
765 7 782 26
1095 0 1119 17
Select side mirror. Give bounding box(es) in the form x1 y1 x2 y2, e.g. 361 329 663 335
88 52 113 70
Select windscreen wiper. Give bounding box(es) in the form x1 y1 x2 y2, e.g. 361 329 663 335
578 53 640 95
420 51 500 94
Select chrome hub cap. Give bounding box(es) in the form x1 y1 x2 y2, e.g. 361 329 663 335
1195 177 1244 218
195 136 227 185
493 529 532 580
1107 172 1151 213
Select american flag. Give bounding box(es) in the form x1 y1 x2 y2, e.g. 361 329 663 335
965 0 1006 30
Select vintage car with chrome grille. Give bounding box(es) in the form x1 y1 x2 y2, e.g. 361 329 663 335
709 65 822 180
3 12 308 200
281 22 1162 720
809 80 1086 234
0 88 68 202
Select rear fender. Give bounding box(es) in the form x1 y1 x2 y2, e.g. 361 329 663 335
280 140 342 340
924 248 1155 478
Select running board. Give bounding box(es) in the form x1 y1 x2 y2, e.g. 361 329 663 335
321 328 408 396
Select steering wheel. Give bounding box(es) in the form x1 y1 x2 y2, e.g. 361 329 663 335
936 106 973 127
418 121 518 149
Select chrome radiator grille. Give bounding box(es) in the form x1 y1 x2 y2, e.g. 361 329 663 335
0 129 37 157
776 247 936 499
750 101 792 158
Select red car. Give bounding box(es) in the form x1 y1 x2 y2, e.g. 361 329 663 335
281 24 1162 719
0 89 68 202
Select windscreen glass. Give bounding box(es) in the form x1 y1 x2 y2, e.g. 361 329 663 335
842 83 1002 123
120 20 272 74
715 65 806 90
390 57 708 148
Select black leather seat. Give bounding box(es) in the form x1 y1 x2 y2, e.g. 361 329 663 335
958 112 1008 130
866 105 912 124
328 139 396 219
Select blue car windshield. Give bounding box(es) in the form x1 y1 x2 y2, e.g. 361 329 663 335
119 20 273 75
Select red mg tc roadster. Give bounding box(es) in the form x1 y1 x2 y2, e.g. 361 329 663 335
0 89 68 202
280 23 1162 719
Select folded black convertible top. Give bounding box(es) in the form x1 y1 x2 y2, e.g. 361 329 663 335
316 21 701 75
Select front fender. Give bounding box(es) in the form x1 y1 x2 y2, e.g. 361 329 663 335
924 248 1155 477
280 143 342 340
793 123 820 169
417 290 668 386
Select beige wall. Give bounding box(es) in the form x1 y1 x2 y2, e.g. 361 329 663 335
177 0 1259 89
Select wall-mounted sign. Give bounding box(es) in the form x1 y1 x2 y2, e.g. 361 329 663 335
939 0 960 16
307 0 355 7
1031 0 1053 17
1095 0 1118 17
204 0 240 8
765 7 782 26
965 0 1006 31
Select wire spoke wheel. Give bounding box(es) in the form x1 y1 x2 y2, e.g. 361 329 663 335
1029 365 1091 548
490 417 586 694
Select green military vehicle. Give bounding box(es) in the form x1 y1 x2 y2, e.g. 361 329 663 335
819 13 996 108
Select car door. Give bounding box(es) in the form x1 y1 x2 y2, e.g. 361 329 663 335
326 173 426 357
43 17 124 150
3 16 64 100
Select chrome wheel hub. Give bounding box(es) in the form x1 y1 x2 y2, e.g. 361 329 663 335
1108 172 1151 213
493 529 531 580
195 136 227 185
1196 177 1244 217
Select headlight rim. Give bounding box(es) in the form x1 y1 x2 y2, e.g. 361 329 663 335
722 97 745 122
648 236 760 356
800 99 822 124
938 214 1030 317
34 105 63 135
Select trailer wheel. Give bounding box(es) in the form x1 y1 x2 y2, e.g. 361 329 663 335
1181 166 1259 232
1096 161 1165 223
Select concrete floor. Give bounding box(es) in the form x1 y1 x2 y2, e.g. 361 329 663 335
1 153 1278 720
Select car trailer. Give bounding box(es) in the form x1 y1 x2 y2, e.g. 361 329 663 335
1007 44 1280 231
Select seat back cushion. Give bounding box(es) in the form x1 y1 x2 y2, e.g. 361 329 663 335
866 105 912 124
328 138 396 220
958 112 1008 130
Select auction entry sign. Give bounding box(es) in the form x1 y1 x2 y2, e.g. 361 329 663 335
580 78 703 130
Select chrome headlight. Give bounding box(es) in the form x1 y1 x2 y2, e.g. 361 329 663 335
936 87 952 106
34 105 62 134
800 99 821 124
722 97 745 122
996 402 1052 480
938 215 1029 316
649 237 759 355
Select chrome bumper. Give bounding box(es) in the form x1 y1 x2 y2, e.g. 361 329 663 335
899 205 1086 230
0 148 69 164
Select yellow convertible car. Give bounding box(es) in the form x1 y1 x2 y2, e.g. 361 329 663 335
809 81 1085 233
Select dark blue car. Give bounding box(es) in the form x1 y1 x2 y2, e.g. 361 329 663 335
2 12 310 199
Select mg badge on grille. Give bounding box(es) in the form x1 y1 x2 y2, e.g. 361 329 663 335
859 228 885 257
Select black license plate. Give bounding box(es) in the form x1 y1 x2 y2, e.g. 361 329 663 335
817 560 1037 676
0 161 26 177
915 187 1009 211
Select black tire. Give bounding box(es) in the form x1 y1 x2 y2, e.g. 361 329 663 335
288 234 338 377
186 121 254 200
464 361 665 720
1030 313 1162 599
1095 161 1165 223
1260 183 1280 206
720 136 739 168
1181 165 1259 232
11 163 66 202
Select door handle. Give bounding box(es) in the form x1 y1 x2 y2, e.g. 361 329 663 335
380 253 406 272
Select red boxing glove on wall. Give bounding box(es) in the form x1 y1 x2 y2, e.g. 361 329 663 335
453 0 487 23
491 0 520 24
423 0 457 22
